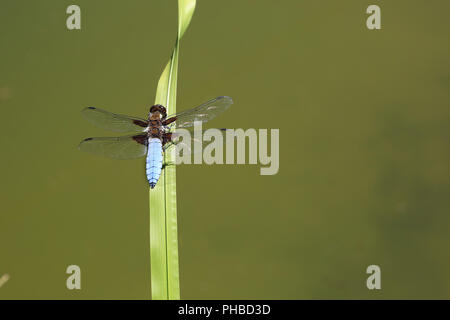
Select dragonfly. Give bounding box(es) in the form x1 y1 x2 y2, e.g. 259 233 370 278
79 96 233 188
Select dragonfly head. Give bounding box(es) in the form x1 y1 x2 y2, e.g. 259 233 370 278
149 104 167 120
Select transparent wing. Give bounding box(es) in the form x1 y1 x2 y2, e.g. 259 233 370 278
166 96 233 129
163 129 227 155
163 134 202 155
82 107 148 133
79 134 148 159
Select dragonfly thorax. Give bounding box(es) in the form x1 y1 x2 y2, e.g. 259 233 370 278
150 126 162 137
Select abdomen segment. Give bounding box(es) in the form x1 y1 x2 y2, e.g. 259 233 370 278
146 138 163 188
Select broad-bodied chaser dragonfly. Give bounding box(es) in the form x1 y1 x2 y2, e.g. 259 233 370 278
79 96 233 188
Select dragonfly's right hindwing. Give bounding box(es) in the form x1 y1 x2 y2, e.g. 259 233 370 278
78 134 148 160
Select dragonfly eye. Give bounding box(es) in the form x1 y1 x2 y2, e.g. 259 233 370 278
149 104 167 119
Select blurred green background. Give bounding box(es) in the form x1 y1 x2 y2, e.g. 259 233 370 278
1 0 449 299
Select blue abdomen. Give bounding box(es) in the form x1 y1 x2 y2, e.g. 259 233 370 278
146 138 163 188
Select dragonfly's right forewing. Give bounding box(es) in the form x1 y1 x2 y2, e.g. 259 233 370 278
82 107 148 133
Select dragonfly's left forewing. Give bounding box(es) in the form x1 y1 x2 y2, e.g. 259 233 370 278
166 96 233 129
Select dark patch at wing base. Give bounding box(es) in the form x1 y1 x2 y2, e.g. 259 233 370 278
132 134 149 146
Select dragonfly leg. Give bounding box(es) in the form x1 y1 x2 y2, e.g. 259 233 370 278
162 161 175 170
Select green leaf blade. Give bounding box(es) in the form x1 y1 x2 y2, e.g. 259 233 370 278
149 0 196 300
